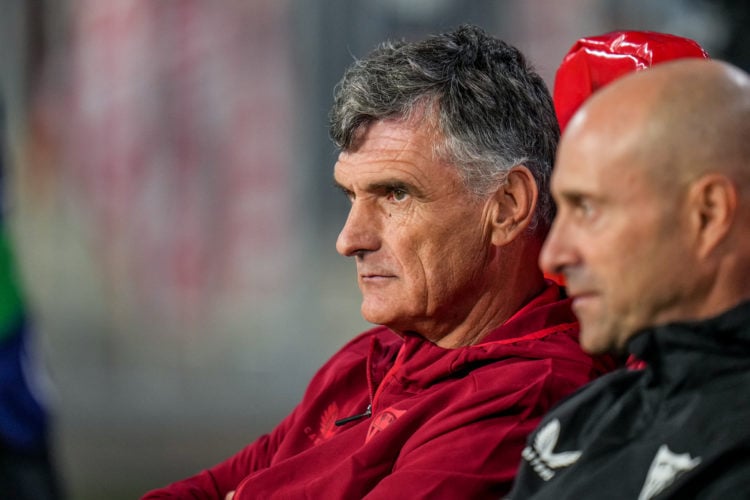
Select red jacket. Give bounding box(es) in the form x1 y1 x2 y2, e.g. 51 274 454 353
142 283 612 499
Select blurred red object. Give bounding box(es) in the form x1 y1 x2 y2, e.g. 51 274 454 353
553 30 710 133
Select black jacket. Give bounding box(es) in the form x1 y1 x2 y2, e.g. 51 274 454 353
509 301 750 499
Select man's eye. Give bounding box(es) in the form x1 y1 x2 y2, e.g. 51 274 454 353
389 188 409 202
575 199 596 219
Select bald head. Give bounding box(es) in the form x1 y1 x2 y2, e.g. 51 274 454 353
542 59 750 354
565 59 750 189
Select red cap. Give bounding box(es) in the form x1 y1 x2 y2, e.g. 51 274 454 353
553 31 710 132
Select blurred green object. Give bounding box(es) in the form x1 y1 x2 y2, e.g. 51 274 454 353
0 227 25 341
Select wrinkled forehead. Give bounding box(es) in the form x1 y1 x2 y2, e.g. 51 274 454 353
344 99 441 152
333 117 462 193
337 115 446 168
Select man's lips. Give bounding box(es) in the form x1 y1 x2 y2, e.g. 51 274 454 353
568 290 598 309
568 288 594 299
359 271 397 281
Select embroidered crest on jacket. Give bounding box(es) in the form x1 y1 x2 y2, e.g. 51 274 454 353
303 402 340 444
366 407 406 442
638 444 701 500
522 418 582 481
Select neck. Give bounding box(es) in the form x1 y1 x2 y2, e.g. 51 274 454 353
433 270 546 348
656 250 750 328
434 237 546 348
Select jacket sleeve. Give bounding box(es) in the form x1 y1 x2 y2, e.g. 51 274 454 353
140 410 297 499
139 331 375 499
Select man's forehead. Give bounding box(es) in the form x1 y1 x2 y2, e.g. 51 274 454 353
334 120 451 184
550 156 595 198
556 95 654 182
553 140 658 207
346 119 435 155
334 154 456 199
553 127 600 191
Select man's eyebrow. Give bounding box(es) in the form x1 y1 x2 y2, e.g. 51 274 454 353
557 189 583 202
554 184 586 200
366 178 425 198
332 177 425 198
556 188 606 208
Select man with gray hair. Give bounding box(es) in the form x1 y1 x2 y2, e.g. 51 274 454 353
143 24 610 499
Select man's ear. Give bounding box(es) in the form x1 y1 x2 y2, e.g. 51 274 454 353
687 173 737 259
489 165 538 246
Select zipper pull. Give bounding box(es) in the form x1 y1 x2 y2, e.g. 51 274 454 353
334 404 372 426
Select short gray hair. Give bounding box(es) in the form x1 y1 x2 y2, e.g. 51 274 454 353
329 24 559 231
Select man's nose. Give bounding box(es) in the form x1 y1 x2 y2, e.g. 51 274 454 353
336 202 380 257
539 218 576 276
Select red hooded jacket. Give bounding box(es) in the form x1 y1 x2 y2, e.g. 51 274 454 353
142 282 612 499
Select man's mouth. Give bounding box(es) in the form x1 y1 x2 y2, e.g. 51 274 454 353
569 290 598 310
359 271 397 282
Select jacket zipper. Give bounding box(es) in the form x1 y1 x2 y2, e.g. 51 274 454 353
334 404 372 426
334 334 403 427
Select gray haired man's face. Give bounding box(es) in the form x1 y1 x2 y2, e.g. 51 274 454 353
333 119 496 344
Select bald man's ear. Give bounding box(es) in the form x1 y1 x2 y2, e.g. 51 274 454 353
688 173 737 258
489 165 538 246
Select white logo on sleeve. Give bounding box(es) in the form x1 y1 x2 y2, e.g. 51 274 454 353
638 444 701 500
522 418 582 481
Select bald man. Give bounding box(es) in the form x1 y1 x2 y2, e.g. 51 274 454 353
508 59 750 499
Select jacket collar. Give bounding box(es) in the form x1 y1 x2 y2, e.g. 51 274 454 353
628 300 750 386
371 281 581 390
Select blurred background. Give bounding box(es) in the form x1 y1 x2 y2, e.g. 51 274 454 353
0 0 747 498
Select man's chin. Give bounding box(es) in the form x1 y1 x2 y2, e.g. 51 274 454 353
361 305 414 333
360 303 394 326
579 326 615 356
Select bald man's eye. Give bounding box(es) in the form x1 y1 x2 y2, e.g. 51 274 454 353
562 193 596 220
575 198 597 219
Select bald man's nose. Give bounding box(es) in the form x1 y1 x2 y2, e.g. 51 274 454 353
539 220 575 275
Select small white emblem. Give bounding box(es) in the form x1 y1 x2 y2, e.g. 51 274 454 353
522 418 582 481
638 444 701 500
